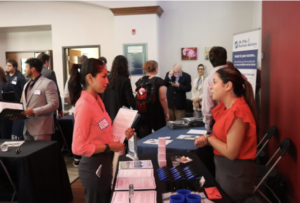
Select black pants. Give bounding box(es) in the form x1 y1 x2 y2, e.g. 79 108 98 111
79 152 112 203
136 114 166 139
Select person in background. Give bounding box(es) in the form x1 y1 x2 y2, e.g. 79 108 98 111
164 63 191 121
202 46 228 133
64 55 88 108
70 58 134 203
22 58 59 141
37 53 63 118
135 60 169 138
6 59 26 103
195 67 258 203
6 59 26 140
0 66 14 139
99 56 107 64
191 64 207 118
101 55 136 122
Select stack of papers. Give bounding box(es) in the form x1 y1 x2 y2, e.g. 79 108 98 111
143 139 173 145
112 191 157 203
157 137 166 168
182 117 204 127
115 169 156 190
176 135 199 140
167 120 188 129
119 160 153 169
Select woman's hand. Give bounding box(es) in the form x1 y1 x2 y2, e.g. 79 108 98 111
109 142 125 152
125 128 135 140
194 135 208 148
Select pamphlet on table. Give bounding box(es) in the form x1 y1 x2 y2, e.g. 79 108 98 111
0 101 23 113
0 141 24 147
111 191 157 203
118 160 153 169
143 139 173 145
187 129 207 134
176 135 199 140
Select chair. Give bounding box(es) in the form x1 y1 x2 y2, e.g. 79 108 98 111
0 158 18 203
55 119 71 154
253 138 291 203
256 126 277 164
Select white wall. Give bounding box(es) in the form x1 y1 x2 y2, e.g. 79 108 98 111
252 0 262 69
114 14 159 89
0 1 115 97
0 31 52 66
158 1 256 95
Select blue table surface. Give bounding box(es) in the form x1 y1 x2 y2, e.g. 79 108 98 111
137 126 207 154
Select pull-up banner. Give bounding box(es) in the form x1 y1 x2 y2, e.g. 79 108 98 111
232 29 260 97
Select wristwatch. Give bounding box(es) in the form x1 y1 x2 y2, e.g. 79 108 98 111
205 134 211 141
104 144 110 153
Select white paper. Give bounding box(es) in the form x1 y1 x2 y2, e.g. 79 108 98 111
112 108 138 142
115 177 156 190
177 135 199 140
1 141 24 147
117 169 153 178
111 191 157 203
143 139 173 145
0 101 23 113
119 160 153 169
187 129 207 134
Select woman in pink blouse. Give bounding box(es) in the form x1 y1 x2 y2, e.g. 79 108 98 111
70 58 134 203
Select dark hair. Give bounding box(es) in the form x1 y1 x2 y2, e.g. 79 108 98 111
0 66 8 85
68 64 82 106
6 59 18 69
109 55 129 89
197 64 204 70
216 67 259 128
99 56 107 64
69 58 106 105
209 46 227 67
142 60 158 73
25 58 43 73
79 55 88 64
227 61 234 68
37 53 50 65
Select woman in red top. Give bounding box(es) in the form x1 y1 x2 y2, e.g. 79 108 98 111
69 59 134 203
195 67 258 203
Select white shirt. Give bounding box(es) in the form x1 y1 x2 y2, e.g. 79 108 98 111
191 76 206 110
201 65 228 130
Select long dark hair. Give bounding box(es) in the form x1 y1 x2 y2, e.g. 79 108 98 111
216 67 259 128
109 55 129 89
0 66 8 85
68 59 106 106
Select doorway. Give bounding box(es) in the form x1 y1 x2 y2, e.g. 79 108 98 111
62 45 100 86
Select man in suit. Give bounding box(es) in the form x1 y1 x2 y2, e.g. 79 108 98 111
22 58 59 141
37 53 63 118
164 63 191 121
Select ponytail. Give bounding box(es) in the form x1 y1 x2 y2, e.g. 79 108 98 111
68 64 82 106
243 80 259 130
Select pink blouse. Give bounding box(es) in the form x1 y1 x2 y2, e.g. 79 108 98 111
72 90 113 157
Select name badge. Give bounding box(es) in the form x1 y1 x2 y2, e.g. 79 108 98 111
98 119 109 130
34 90 41 95
12 81 17 85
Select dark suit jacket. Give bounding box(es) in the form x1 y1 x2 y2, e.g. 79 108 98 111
101 75 136 122
41 67 62 112
164 71 191 110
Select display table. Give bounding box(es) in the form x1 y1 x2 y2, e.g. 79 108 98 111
0 140 73 203
137 126 206 154
113 152 231 203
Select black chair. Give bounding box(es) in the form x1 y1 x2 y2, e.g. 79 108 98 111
253 138 291 203
256 126 277 164
185 99 194 117
0 158 18 203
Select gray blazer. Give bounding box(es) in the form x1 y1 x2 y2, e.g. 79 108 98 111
22 75 59 135
41 67 62 112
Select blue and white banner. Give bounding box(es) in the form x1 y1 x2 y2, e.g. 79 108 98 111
232 29 260 97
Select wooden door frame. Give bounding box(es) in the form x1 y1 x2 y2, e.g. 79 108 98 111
61 45 101 87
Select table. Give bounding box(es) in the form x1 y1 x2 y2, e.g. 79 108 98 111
57 115 74 153
0 140 73 203
137 126 206 154
113 152 231 203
